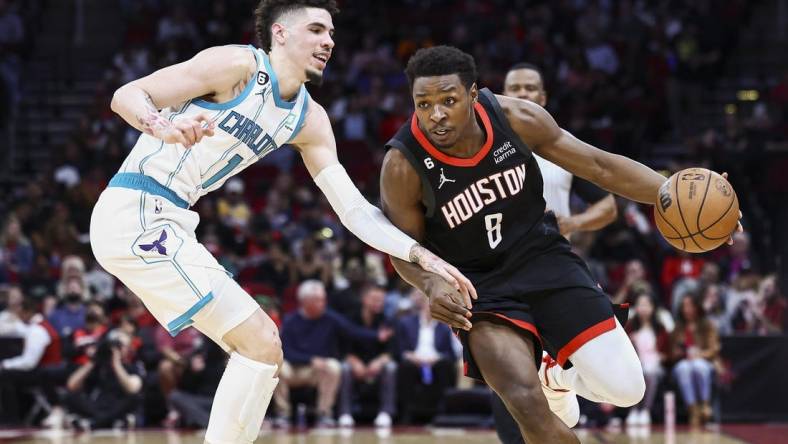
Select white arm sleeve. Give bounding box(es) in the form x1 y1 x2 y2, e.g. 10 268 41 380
314 164 417 262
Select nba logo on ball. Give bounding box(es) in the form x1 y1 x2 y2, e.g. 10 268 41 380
654 168 739 253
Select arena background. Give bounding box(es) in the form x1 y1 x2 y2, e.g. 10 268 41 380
0 0 787 443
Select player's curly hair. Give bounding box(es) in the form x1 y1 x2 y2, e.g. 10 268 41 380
405 46 477 90
254 0 339 53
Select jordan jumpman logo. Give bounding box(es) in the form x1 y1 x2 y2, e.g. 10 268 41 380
438 168 456 189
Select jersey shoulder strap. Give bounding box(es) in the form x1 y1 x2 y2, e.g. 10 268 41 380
385 121 437 217
478 88 534 157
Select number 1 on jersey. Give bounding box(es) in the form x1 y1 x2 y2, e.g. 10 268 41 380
485 213 503 248
202 154 243 189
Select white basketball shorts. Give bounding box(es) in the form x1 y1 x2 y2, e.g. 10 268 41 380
89 173 258 347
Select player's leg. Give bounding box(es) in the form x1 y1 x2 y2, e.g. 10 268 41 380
492 392 525 444
535 287 645 408
549 318 645 408
200 270 282 444
468 320 579 444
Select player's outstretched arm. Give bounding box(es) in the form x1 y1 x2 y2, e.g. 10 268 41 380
379 149 473 330
496 94 666 205
291 104 477 302
110 46 252 147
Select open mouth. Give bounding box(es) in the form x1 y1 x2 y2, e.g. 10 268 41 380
312 53 330 67
433 128 451 137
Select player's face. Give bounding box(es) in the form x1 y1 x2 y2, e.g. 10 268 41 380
281 7 335 85
412 74 478 149
503 69 546 107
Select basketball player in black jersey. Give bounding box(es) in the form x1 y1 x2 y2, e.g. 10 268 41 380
379 46 663 443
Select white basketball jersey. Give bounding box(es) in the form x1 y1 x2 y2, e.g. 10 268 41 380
118 45 309 206
533 153 572 217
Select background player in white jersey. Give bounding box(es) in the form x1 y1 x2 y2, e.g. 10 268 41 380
89 2 476 443
503 63 618 238
491 62 620 444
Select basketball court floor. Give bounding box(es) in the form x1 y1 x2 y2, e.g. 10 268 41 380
1 425 784 444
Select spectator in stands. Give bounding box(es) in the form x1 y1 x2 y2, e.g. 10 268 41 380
719 232 759 283
731 274 786 334
612 259 652 305
338 284 397 428
0 216 34 284
154 323 203 426
168 339 225 428
701 284 732 334
70 302 108 366
273 280 390 428
395 289 457 423
625 293 670 426
0 284 23 335
64 329 143 430
256 239 296 297
670 295 720 428
217 178 252 231
48 278 87 338
293 238 331 287
0 297 62 424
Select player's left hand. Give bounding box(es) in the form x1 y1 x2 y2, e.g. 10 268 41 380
720 172 744 245
410 244 477 309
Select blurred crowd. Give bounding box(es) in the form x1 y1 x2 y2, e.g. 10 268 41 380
0 0 786 431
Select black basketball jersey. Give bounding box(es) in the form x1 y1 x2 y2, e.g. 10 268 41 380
386 88 598 295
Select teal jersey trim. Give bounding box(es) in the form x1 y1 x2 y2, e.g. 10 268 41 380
262 52 299 110
193 45 260 110
109 173 189 208
286 91 310 144
167 292 214 336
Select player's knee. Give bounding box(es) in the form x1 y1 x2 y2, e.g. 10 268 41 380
612 371 646 407
499 380 547 419
226 310 283 367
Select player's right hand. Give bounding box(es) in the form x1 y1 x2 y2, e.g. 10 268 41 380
425 277 473 331
156 113 216 148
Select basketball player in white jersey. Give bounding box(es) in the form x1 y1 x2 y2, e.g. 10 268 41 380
489 62 620 444
89 2 476 443
503 63 618 238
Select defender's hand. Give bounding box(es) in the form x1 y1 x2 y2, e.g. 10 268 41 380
425 277 473 331
410 245 477 309
720 172 744 245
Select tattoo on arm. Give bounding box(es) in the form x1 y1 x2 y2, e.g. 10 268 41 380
136 92 172 137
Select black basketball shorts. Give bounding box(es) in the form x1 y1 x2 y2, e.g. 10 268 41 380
456 286 629 382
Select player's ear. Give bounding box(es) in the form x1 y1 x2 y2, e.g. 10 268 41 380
271 22 287 47
469 83 478 103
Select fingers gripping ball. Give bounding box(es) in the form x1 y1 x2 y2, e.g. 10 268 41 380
654 168 739 253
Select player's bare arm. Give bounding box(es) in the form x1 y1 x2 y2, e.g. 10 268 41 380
110 46 255 147
498 94 742 241
380 149 473 331
496 94 666 204
557 194 617 236
291 104 477 302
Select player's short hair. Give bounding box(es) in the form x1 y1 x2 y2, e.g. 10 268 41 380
507 62 545 82
405 45 477 91
254 0 339 53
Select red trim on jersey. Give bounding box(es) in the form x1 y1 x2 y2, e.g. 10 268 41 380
410 102 494 167
556 316 616 367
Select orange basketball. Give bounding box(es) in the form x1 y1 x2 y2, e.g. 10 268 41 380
654 168 739 253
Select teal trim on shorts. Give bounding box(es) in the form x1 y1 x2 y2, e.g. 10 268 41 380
109 173 189 209
167 292 215 336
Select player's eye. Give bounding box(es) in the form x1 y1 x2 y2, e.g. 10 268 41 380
417 102 429 109
445 97 456 105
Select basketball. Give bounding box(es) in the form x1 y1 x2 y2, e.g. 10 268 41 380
654 168 739 253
